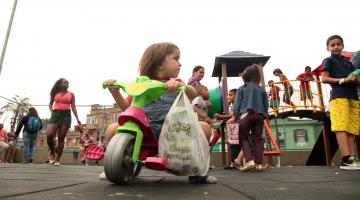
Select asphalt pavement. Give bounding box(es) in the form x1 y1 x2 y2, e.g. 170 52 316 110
1 163 359 200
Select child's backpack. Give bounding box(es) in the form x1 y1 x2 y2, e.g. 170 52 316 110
26 116 41 134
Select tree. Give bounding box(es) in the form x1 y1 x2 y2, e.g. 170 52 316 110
0 95 31 131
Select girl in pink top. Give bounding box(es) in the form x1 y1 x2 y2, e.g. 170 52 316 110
47 78 81 166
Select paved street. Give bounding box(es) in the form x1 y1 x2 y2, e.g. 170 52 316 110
0 163 360 200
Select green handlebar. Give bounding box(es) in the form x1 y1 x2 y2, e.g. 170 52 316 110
103 76 184 106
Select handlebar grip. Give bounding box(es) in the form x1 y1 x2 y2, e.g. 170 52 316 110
102 82 119 89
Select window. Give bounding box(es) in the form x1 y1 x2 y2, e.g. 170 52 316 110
294 129 308 147
113 113 119 122
278 134 285 149
107 115 113 123
87 115 98 124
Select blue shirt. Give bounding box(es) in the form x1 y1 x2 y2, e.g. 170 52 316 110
144 80 179 139
232 82 269 121
322 54 359 100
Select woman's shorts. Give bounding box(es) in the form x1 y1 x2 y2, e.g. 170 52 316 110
329 98 360 135
49 110 71 127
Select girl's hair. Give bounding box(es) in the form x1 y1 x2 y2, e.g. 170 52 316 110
192 65 204 75
229 88 237 94
139 42 179 79
242 64 261 84
326 35 343 46
272 68 283 75
50 78 66 102
27 107 39 118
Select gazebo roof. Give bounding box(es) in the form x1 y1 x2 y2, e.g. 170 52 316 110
212 51 271 77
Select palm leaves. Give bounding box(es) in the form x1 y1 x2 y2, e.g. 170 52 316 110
0 95 31 130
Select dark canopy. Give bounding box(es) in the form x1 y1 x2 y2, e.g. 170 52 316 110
212 51 270 77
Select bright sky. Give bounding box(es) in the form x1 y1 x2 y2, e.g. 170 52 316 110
0 0 359 129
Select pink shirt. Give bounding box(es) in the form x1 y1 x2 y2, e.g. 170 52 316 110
0 128 7 142
53 92 72 110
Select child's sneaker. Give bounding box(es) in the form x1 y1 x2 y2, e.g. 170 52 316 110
340 156 360 170
99 172 107 180
224 162 236 170
188 175 218 184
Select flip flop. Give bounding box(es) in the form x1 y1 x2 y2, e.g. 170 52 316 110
54 162 60 166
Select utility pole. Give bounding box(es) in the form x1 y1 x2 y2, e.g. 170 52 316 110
101 105 106 137
0 0 18 77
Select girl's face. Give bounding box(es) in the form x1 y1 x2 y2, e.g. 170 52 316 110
61 79 69 90
160 49 181 78
227 91 235 103
193 68 205 81
327 38 344 55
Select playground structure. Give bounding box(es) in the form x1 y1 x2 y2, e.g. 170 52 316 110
209 51 340 167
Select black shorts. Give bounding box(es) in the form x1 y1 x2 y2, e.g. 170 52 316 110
49 110 71 127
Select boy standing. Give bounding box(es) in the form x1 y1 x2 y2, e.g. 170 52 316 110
213 89 243 169
296 66 315 108
321 35 360 170
268 80 280 114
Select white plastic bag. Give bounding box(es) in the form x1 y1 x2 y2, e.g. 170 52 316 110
158 90 210 176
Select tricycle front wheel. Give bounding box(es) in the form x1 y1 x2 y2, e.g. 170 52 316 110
104 133 135 184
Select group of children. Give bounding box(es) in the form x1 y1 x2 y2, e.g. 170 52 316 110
188 34 360 172
189 64 268 172
268 65 315 114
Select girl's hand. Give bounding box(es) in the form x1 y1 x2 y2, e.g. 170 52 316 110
165 79 184 93
77 120 82 126
213 113 221 119
104 79 117 85
104 79 118 92
228 116 236 122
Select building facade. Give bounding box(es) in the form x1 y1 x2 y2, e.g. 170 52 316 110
268 118 323 151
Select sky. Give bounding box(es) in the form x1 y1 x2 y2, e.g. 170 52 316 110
0 0 359 130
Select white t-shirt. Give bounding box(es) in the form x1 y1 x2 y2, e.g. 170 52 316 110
191 96 208 121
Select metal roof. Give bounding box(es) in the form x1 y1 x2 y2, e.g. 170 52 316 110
212 51 271 77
